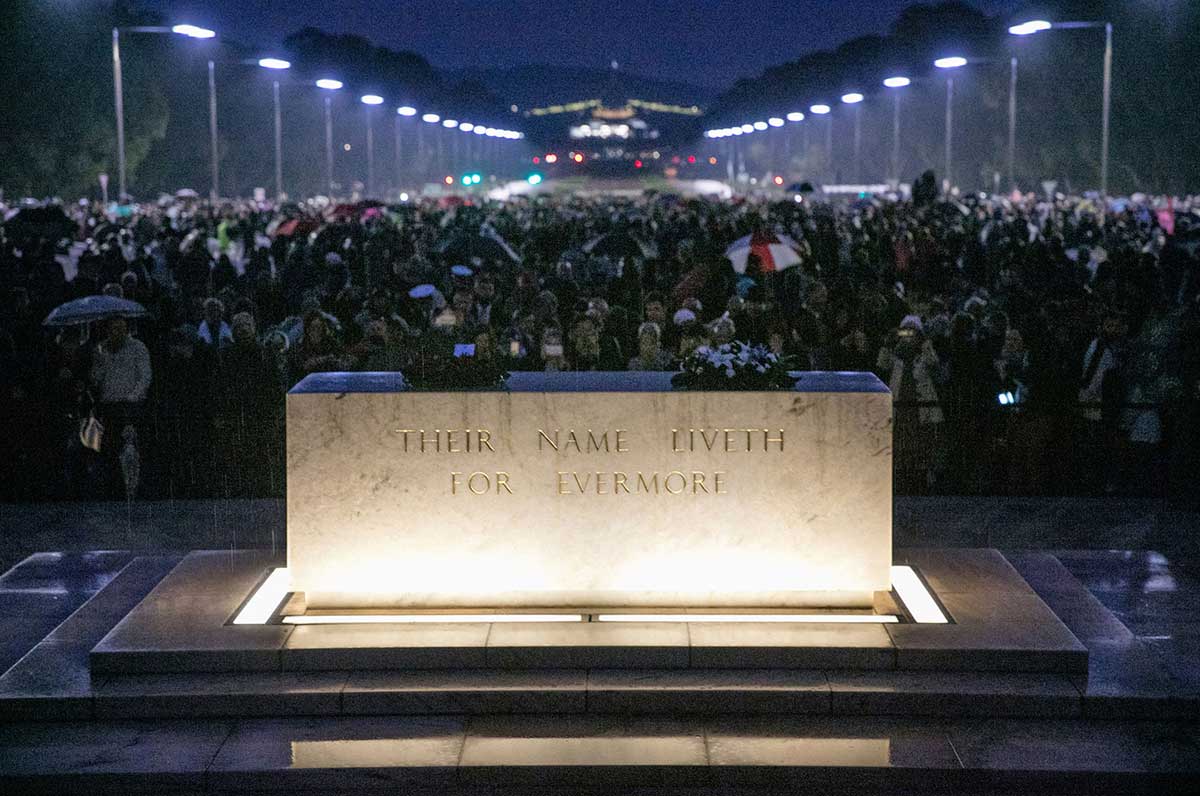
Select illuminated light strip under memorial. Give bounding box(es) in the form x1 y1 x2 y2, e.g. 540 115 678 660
890 565 949 623
283 613 584 624
231 568 291 625
597 613 898 623
233 565 945 624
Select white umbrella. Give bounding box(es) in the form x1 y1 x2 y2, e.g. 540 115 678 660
724 231 802 274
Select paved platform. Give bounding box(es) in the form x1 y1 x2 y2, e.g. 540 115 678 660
1 545 1198 791
81 548 1086 677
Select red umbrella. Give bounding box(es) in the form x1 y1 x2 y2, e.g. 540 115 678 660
273 218 320 238
724 231 802 274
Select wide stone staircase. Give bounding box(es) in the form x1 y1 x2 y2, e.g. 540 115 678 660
0 548 1197 794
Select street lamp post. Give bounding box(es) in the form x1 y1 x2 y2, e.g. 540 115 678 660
1010 18 1114 195
883 76 911 187
933 57 967 191
840 93 863 182
258 58 290 201
111 23 215 201
396 106 417 189
315 80 342 197
361 95 383 197
1007 57 1017 192
944 75 954 190
809 104 831 182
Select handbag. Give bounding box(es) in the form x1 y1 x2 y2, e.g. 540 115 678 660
80 412 104 452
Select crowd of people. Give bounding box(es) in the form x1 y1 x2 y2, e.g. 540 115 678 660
2 184 1198 503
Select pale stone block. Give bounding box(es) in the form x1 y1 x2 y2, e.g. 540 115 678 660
287 372 892 609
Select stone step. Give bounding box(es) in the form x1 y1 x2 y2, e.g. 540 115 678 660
87 549 1093 677
30 666 1193 721
0 555 183 721
1 714 1196 793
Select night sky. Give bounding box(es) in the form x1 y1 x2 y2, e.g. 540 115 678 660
145 0 1023 89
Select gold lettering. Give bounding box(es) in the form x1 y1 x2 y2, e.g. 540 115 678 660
468 472 490 495
665 470 687 494
419 429 438 453
446 429 460 453
572 472 591 492
745 428 757 450
478 429 494 452
450 471 463 494
616 429 629 452
396 429 416 452
701 428 719 451
672 428 684 452
557 472 570 495
565 431 582 452
496 471 512 494
715 471 728 494
766 429 785 451
587 430 609 453
538 430 559 451
596 471 609 494
692 471 708 494
614 471 630 494
723 428 737 452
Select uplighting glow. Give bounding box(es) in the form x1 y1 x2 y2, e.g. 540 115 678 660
315 78 343 90
752 120 768 131
397 105 418 116
841 92 864 104
891 565 948 623
473 126 486 135
767 117 785 127
934 56 968 69
258 58 290 70
786 111 804 122
442 119 458 128
883 76 911 88
809 104 831 114
283 613 583 624
740 123 754 133
1009 19 1052 36
360 94 384 105
231 568 291 625
422 113 440 123
459 122 474 132
597 614 898 623
171 24 216 39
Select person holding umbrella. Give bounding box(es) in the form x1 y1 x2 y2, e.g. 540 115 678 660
90 316 152 497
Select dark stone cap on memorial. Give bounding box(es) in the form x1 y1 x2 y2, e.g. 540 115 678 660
288 371 889 395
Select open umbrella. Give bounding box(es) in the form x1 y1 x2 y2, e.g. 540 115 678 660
273 218 321 238
582 230 656 260
724 230 802 274
3 205 76 242
435 229 520 264
43 296 150 327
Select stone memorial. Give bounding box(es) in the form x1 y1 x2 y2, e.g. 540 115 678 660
286 371 892 609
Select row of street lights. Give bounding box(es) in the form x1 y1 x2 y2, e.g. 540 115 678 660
112 25 525 201
704 18 1113 194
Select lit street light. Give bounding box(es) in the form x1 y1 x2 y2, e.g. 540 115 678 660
841 93 863 182
1009 18 1114 195
883 76 910 186
258 57 290 200
809 104 832 181
934 56 965 189
361 95 383 197
316 79 341 196
112 23 217 200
